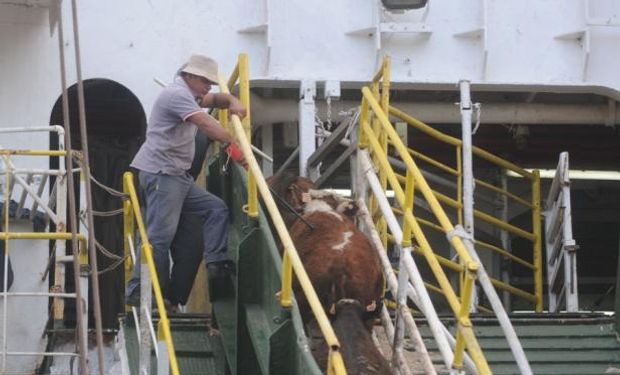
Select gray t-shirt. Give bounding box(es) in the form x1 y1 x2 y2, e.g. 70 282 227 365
131 77 203 175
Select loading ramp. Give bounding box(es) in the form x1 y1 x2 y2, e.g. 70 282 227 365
118 54 619 375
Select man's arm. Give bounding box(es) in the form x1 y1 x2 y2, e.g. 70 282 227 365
187 111 235 144
200 93 247 118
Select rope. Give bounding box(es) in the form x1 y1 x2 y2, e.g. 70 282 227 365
72 156 128 199
96 254 129 276
78 212 124 261
95 241 124 261
91 208 124 217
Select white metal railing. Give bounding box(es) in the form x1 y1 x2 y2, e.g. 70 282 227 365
544 152 579 312
357 150 476 374
0 126 89 372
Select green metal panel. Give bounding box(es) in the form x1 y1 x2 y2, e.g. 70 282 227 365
417 315 620 375
207 158 321 375
121 314 228 375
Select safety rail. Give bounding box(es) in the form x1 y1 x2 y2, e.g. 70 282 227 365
123 172 180 375
219 53 258 219
388 106 543 312
0 126 90 373
217 54 347 375
359 86 491 374
358 56 534 374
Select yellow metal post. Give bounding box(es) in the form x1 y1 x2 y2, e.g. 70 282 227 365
124 173 180 375
359 98 369 149
280 252 293 308
532 170 543 312
401 170 414 247
123 172 135 310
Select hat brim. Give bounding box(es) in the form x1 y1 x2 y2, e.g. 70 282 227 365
181 66 219 85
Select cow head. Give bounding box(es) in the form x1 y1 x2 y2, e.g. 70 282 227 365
308 189 359 218
267 173 316 227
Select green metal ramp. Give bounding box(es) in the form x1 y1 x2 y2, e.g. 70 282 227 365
418 314 620 375
121 314 228 375
207 158 321 375
120 157 321 374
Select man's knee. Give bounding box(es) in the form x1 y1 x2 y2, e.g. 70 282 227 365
203 197 229 221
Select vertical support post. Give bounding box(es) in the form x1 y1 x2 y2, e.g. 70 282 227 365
261 124 273 177
2 156 9 372
157 322 170 375
56 5 88 369
532 170 543 312
78 171 89 355
239 54 258 218
139 243 153 375
53 161 67 324
298 80 316 178
615 232 620 332
459 80 477 312
500 171 512 311
393 245 409 369
560 155 578 312
280 252 293 308
123 174 135 311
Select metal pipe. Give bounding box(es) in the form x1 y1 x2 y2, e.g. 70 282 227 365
69 1 106 372
124 174 180 375
379 306 412 375
55 7 90 372
461 237 533 374
460 80 477 313
358 151 474 373
500 172 512 310
2 156 9 372
0 126 65 134
357 199 442 375
1 292 77 298
248 95 620 127
0 351 79 357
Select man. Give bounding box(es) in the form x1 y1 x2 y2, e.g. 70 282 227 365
126 54 246 309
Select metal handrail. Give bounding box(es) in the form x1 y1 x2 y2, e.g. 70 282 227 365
220 54 258 218
388 102 543 311
359 88 492 373
123 173 180 375
217 68 347 374
0 134 90 372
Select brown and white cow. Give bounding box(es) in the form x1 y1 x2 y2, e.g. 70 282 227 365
267 174 391 374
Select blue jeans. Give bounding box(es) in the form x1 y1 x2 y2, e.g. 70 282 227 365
126 171 230 305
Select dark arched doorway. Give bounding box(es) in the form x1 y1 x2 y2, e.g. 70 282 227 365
50 79 146 329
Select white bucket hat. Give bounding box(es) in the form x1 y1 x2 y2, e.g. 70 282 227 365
181 54 219 84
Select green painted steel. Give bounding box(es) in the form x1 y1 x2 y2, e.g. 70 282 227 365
121 157 321 374
207 158 322 375
417 315 620 375
122 314 228 375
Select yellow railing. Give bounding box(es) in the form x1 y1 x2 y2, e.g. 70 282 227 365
122 172 180 375
359 86 491 373
388 105 543 312
217 55 347 375
219 53 258 218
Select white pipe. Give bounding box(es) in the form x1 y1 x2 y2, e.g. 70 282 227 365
3 157 59 224
460 80 477 313
461 237 533 375
379 305 412 375
249 95 620 126
359 150 477 374
0 292 77 298
460 80 475 237
0 126 65 135
357 202 436 375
